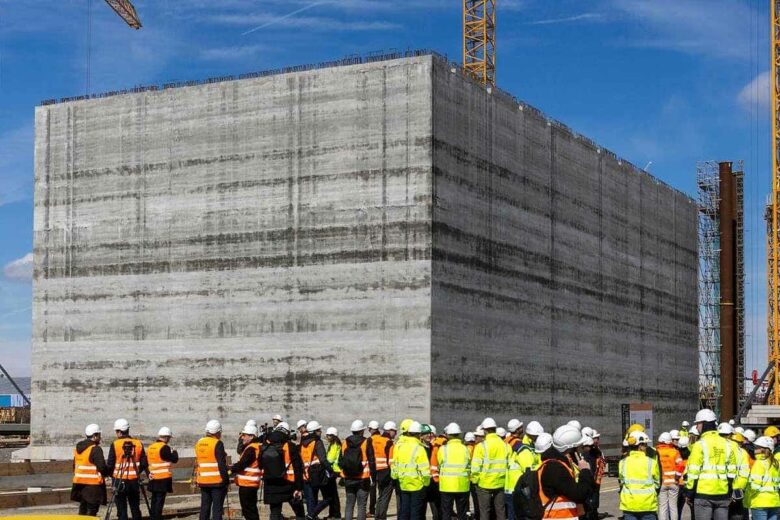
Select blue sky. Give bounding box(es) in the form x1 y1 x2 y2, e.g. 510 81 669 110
0 0 772 377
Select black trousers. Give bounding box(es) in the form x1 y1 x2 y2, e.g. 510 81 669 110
150 492 167 520
427 483 441 520
199 486 227 520
470 485 480 520
269 500 306 520
328 477 342 519
239 487 260 520
115 480 143 520
370 479 377 515
398 489 427 520
441 492 470 520
79 501 101 516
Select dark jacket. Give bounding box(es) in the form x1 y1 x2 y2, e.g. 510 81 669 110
261 430 304 505
106 435 149 479
148 443 180 494
343 434 377 487
538 448 593 505
231 436 261 475
301 434 333 479
70 440 110 505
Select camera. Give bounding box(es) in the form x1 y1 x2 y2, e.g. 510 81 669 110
122 441 135 457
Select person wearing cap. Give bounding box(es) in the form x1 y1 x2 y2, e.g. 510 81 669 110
685 409 738 520
261 421 306 520
373 421 397 520
506 420 524 451
341 420 377 520
107 418 148 520
470 418 510 520
504 424 536 520
619 431 660 520
232 424 263 520
196 420 230 520
656 432 682 520
71 424 111 517
300 421 334 520
391 421 431 520
326 427 343 520
747 436 780 520
148 427 180 520
438 423 470 520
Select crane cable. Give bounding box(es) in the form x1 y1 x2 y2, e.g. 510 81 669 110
86 0 92 95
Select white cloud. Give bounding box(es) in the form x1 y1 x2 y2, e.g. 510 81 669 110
528 13 604 25
3 253 33 282
738 71 770 112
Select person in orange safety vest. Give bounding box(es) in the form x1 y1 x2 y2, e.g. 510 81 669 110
71 423 110 517
147 426 179 520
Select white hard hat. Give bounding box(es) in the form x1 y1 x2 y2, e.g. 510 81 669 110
507 419 523 433
242 424 259 436
745 429 757 442
496 427 507 438
368 420 380 430
158 427 173 438
755 436 776 451
351 419 366 432
591 429 600 439
206 420 222 434
688 425 699 436
552 425 583 451
245 420 258 428
630 431 649 445
272 414 283 421
695 409 717 423
85 424 102 437
669 429 680 439
567 420 582 430
383 421 397 431
717 422 734 435
682 420 690 427
658 432 672 444
326 427 338 436
297 420 308 429
526 421 544 436
735 426 745 434
580 435 594 446
581 427 594 438
276 422 290 433
729 419 736 426
430 425 437 435
464 432 476 442
408 421 422 434
307 421 322 432
444 423 462 435
622 439 629 447
475 426 485 436
114 418 130 432
678 436 690 448
481 417 497 429
534 432 553 453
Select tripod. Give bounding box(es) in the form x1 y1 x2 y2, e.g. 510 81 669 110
104 442 152 520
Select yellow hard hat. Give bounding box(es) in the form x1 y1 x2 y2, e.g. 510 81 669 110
765 426 780 438
731 432 746 443
625 423 645 439
399 418 414 434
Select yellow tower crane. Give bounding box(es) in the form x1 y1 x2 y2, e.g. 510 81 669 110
463 0 496 87
770 0 780 405
104 0 142 29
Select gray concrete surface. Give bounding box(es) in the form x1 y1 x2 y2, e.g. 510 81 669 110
31 52 697 456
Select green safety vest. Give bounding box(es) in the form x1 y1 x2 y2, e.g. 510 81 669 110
685 431 736 497
504 444 536 492
437 439 471 493
470 433 509 490
618 451 660 512
391 436 430 492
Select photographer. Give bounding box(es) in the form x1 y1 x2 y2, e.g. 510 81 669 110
106 419 148 520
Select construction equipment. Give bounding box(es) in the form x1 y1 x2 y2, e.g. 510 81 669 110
104 0 142 29
0 363 30 407
463 0 496 87
768 0 780 406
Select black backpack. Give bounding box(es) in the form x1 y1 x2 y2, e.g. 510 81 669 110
261 443 288 480
513 460 556 520
340 438 365 478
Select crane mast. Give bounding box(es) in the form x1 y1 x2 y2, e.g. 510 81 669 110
770 0 780 404
463 0 496 87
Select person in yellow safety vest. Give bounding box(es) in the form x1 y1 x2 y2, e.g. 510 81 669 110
680 422 690 439
107 418 148 520
231 424 262 520
464 432 480 520
147 427 179 520
391 420 431 520
716 423 750 520
506 420 525 451
685 409 738 520
765 426 780 463
325 427 343 520
438 423 471 520
470 417 510 520
195 420 230 520
524 422 545 468
71 423 110 517
504 425 537 520
655 432 682 520
747 436 780 520
618 431 660 520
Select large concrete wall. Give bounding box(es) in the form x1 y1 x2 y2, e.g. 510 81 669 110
429 59 698 442
32 56 435 448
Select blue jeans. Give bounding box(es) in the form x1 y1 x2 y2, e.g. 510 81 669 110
752 508 780 520
504 493 515 520
623 513 657 520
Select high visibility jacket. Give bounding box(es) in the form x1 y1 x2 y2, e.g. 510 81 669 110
328 442 341 474
371 434 391 471
657 444 683 486
437 439 470 493
467 444 475 458
113 438 143 480
747 454 780 509
73 444 104 485
539 460 579 520
195 437 223 486
733 444 750 491
147 441 174 481
341 438 370 480
281 443 296 483
470 433 510 490
391 436 430 491
686 431 737 498
301 439 323 481
235 442 262 488
618 451 660 512
505 444 537 492
679 429 689 438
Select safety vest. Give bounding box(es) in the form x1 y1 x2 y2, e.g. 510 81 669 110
147 441 174 480
748 455 780 509
301 438 323 481
438 439 470 493
235 442 262 488
341 438 371 480
371 434 391 471
327 441 341 474
686 431 736 497
657 444 682 486
538 460 579 520
505 444 536 492
73 444 104 485
470 433 510 490
391 436 431 491
195 436 223 486
595 455 606 486
618 451 659 512
507 436 522 450
733 444 750 491
113 438 143 480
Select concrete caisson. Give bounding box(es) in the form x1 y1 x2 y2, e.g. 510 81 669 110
30 53 696 456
